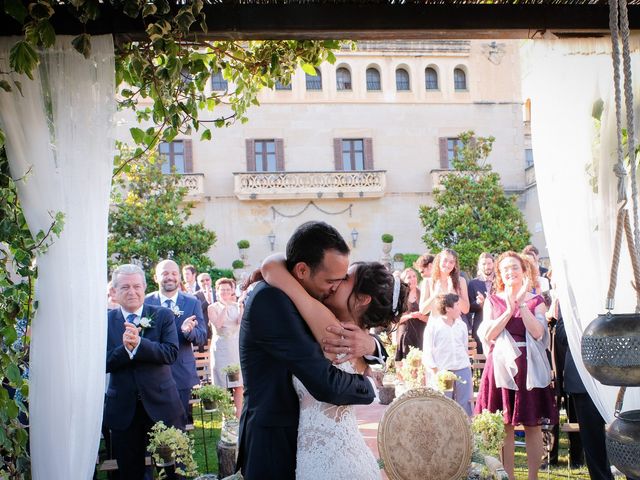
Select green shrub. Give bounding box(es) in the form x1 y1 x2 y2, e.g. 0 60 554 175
381 233 394 243
237 239 250 249
231 259 244 269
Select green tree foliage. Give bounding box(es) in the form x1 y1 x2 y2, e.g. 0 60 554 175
108 149 216 288
0 136 64 479
3 0 343 172
418 131 530 273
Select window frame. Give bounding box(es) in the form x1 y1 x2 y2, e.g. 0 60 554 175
305 69 323 91
366 67 381 91
159 140 191 174
211 71 228 91
395 68 410 91
336 67 352 91
454 68 467 91
425 67 439 91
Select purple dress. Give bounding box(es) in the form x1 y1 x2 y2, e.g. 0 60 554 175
474 294 558 426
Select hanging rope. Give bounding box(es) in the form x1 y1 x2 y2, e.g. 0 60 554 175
619 0 640 256
606 0 640 312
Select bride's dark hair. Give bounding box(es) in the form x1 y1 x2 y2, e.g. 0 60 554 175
347 262 409 330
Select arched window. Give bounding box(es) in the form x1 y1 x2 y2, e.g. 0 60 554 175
366 68 381 91
425 67 438 90
336 67 352 91
305 69 322 91
454 68 467 91
395 68 410 91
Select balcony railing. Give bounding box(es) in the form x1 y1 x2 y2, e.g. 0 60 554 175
525 165 536 187
177 173 205 200
430 169 482 189
233 170 386 200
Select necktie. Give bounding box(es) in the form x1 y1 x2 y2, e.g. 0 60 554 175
164 299 173 309
127 313 137 325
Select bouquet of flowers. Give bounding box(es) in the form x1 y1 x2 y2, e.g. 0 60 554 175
397 346 424 389
471 409 505 457
436 370 464 392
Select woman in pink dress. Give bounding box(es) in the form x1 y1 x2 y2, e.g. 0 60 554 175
475 251 557 480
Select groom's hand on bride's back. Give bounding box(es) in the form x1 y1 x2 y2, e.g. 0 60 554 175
323 323 377 364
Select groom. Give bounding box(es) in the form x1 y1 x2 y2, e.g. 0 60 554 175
237 221 379 480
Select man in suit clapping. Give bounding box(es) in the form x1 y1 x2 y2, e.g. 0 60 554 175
105 264 186 480
145 259 207 417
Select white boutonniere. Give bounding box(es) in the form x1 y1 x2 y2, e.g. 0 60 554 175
171 304 184 317
139 317 153 330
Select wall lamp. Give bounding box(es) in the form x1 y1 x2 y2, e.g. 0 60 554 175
351 228 359 248
268 231 276 251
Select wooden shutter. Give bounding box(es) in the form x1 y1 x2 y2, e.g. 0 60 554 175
183 139 193 173
333 138 343 171
363 138 373 170
275 138 285 171
438 137 449 169
245 139 256 171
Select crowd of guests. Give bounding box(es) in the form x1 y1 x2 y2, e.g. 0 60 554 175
105 260 243 479
391 245 620 480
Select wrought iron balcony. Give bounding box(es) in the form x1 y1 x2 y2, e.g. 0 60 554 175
177 173 205 200
233 170 386 200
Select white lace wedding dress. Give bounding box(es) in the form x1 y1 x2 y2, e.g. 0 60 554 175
292 361 381 480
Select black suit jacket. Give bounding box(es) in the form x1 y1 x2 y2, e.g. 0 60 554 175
236 281 375 480
105 305 186 430
144 291 207 390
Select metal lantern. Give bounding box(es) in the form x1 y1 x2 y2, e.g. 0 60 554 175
581 312 640 386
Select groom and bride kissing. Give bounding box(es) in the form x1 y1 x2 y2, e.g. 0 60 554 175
237 221 409 480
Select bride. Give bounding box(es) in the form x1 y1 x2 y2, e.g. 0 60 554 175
261 255 408 480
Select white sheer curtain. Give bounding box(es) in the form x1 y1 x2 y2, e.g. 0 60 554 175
521 37 640 422
0 36 115 478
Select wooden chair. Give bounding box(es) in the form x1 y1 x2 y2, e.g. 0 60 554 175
193 347 211 384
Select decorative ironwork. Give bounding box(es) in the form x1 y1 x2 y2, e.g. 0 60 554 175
271 201 353 219
234 170 386 200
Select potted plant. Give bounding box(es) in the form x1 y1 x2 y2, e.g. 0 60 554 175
381 233 394 254
237 239 250 262
468 410 508 479
397 346 425 390
223 364 241 383
393 252 405 271
147 421 198 478
231 259 244 280
436 370 463 392
195 384 229 411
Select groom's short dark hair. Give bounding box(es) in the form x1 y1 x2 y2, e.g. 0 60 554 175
286 221 349 272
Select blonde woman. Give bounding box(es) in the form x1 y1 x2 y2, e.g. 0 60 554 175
419 248 470 317
208 277 243 417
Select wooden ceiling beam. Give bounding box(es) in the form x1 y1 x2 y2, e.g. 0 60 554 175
0 4 633 39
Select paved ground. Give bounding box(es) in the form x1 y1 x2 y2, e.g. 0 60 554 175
355 401 390 480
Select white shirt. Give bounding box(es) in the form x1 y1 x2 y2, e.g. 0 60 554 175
422 315 470 371
159 291 179 308
120 305 144 359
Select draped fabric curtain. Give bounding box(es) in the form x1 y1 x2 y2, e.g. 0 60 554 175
521 37 640 421
0 36 115 479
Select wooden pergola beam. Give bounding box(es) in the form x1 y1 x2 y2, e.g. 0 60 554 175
0 4 635 39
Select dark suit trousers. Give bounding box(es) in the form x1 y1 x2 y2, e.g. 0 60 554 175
572 393 614 480
111 399 154 480
178 388 192 424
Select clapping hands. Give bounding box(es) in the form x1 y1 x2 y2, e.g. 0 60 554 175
123 322 140 351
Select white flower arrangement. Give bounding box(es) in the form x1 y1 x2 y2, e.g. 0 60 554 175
170 304 183 317
139 316 153 330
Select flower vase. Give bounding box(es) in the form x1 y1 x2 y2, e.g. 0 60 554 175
227 371 240 383
202 399 217 412
155 446 175 467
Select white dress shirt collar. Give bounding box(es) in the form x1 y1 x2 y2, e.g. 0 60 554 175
120 305 144 321
159 291 179 305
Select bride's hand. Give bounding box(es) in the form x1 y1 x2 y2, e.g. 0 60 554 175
323 322 376 364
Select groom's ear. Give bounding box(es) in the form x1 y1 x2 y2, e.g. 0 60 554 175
291 262 310 281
